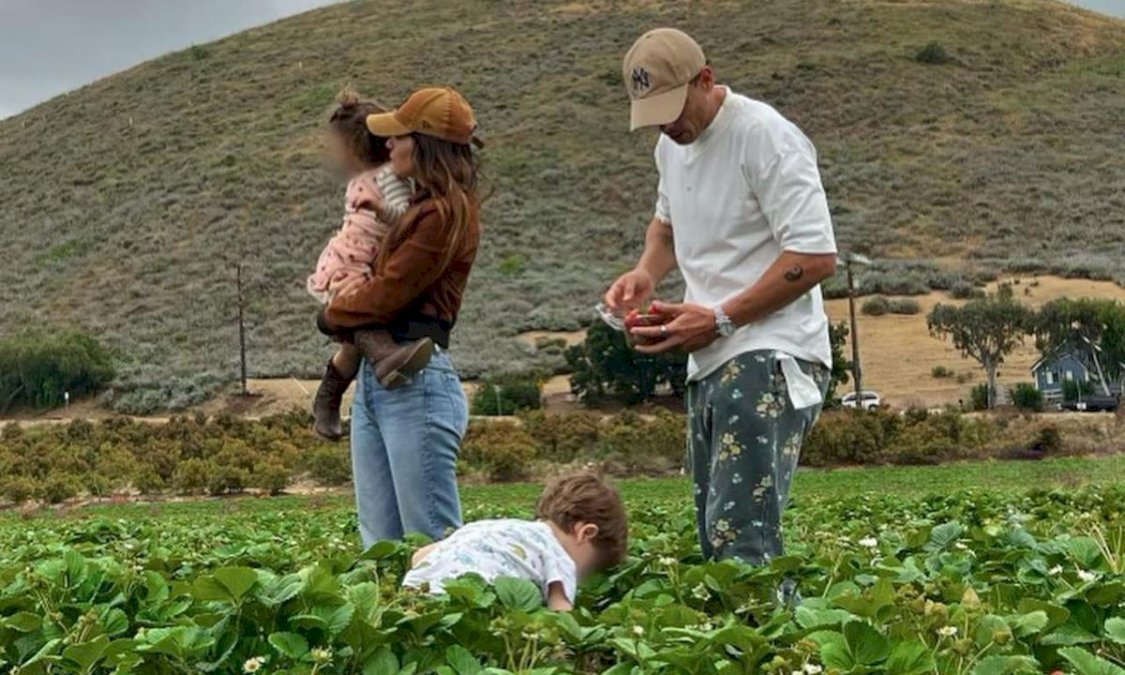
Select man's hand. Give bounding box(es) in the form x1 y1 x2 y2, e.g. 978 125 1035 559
603 269 656 313
630 301 718 354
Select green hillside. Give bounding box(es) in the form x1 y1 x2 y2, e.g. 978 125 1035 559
1 0 1124 412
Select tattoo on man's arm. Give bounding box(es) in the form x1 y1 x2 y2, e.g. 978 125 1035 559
784 265 805 282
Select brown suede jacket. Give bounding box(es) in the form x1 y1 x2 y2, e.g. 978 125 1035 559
323 192 480 348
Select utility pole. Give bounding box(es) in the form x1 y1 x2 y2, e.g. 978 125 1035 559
237 263 249 397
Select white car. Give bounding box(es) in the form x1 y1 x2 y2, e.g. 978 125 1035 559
841 391 881 410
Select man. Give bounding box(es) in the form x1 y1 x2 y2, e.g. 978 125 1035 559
604 28 838 572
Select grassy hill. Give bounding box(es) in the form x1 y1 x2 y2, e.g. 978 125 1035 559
2 0 1124 412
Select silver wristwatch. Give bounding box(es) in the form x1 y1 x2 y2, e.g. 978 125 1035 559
713 305 736 337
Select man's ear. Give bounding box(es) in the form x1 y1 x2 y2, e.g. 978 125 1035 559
697 65 715 90
577 523 600 543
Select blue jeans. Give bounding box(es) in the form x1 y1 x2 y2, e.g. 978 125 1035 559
349 347 468 548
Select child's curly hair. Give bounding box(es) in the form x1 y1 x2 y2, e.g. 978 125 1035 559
329 87 391 166
536 472 628 568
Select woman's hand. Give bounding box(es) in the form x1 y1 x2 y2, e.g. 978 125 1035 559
629 301 718 354
604 269 655 313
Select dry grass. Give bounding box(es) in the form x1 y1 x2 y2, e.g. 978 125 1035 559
825 275 1125 406
1 0 1123 410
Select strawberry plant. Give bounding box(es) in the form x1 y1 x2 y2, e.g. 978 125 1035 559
0 486 1122 673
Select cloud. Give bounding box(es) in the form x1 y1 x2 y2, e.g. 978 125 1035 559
0 0 338 119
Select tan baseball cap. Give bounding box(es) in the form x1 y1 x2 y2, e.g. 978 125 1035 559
366 87 478 146
622 28 706 131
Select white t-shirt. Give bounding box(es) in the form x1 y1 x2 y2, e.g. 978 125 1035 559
654 88 837 382
402 519 578 604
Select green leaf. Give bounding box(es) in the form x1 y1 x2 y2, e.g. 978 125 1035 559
268 631 310 660
1042 621 1100 645
1015 599 1069 632
213 566 258 601
1105 617 1125 645
99 607 130 637
63 549 88 588
1005 610 1048 638
808 630 851 670
494 577 542 612
795 606 854 629
2 612 41 632
1058 647 1125 675
970 655 1040 675
192 576 232 603
885 640 935 675
926 522 965 552
446 645 483 674
63 635 110 672
259 573 304 607
362 647 399 675
844 620 890 666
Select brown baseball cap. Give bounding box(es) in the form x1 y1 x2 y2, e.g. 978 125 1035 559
366 87 478 146
622 28 706 131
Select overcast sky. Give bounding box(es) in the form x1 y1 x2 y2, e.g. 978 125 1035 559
1 0 1122 119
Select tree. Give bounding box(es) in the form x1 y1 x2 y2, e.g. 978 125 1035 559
1034 298 1125 396
927 285 1033 409
825 321 852 408
565 321 687 405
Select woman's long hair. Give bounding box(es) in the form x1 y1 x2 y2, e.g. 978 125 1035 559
380 133 480 272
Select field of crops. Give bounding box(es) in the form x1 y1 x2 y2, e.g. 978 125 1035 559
1 460 1123 674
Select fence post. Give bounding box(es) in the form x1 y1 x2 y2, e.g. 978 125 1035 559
237 264 249 397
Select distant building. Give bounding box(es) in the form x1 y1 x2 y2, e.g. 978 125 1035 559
1031 350 1091 401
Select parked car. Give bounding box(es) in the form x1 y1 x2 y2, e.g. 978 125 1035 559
841 390 882 410
1060 395 1120 413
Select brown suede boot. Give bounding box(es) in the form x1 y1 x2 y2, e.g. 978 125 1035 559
353 330 434 390
312 360 352 440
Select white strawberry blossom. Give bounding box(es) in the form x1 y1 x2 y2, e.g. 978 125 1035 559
937 626 958 638
858 537 878 548
243 657 266 673
1077 569 1097 583
804 665 823 674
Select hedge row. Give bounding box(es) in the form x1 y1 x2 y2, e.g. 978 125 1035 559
0 407 1078 504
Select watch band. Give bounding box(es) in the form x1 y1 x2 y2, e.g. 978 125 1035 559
713 305 736 337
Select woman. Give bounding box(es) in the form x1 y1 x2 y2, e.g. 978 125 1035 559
319 86 481 547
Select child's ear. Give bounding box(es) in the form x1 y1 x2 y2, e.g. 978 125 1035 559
578 523 599 543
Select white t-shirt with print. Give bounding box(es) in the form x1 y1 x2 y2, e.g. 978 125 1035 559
402 519 578 604
654 88 837 382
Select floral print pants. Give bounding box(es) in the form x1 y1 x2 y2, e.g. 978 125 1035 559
687 350 830 563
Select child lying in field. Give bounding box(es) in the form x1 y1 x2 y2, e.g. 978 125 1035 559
402 473 628 610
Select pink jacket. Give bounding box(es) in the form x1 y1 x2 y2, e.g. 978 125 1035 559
307 166 411 301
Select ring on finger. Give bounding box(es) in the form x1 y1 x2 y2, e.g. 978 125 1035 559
660 325 669 338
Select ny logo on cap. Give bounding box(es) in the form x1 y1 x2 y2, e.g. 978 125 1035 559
630 66 651 94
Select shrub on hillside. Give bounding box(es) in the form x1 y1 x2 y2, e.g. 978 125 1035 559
1062 379 1095 403
916 41 953 64
598 410 684 474
519 409 602 463
931 365 953 379
950 281 984 300
461 421 538 482
969 384 991 411
1009 383 1044 412
863 296 920 316
886 298 921 315
471 375 543 416
304 445 352 486
802 409 899 466
566 322 687 405
0 330 115 412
